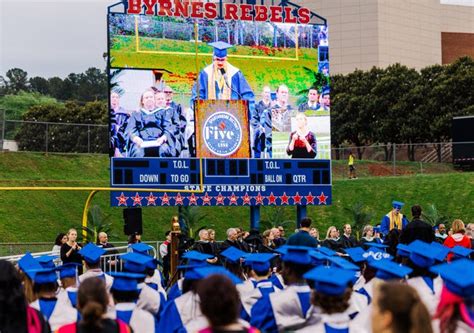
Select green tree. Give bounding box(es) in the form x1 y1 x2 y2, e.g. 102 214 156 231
81 205 116 243
179 206 208 239
344 202 373 240
29 77 50 95
3 68 30 94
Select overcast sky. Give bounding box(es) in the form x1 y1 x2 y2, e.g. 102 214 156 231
1 0 473 79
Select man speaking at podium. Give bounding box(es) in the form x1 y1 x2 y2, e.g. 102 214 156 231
191 41 255 109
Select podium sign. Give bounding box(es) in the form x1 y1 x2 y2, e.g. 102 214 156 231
195 100 250 158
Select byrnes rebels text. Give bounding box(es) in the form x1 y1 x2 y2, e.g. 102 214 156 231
127 0 312 24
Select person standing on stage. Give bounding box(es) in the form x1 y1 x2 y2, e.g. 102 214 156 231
191 41 255 107
380 201 409 236
251 86 273 158
348 151 357 179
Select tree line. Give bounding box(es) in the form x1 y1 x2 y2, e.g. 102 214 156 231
0 57 473 157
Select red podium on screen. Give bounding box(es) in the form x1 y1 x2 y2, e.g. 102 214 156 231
195 100 250 158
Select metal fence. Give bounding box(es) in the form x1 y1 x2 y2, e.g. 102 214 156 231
1 112 472 177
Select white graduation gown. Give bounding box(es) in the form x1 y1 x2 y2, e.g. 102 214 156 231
30 298 77 331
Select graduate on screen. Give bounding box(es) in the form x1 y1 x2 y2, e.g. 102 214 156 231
190 41 255 110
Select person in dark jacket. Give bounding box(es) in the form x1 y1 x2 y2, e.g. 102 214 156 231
286 217 318 247
399 205 434 244
340 224 357 248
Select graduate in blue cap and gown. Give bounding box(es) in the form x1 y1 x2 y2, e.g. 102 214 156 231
110 272 157 333
296 266 357 333
78 243 114 291
167 250 214 302
250 246 314 332
130 242 166 294
28 267 78 331
431 258 474 333
56 263 81 310
380 201 409 235
240 253 279 322
404 240 444 316
160 266 243 333
120 252 166 322
191 41 255 106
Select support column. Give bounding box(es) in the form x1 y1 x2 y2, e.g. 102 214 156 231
250 205 260 230
296 205 307 229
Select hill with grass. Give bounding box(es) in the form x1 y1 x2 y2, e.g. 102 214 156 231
0 152 472 244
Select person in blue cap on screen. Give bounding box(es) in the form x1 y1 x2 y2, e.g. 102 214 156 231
78 243 114 291
109 272 157 333
28 267 78 331
380 200 409 235
250 246 314 332
191 41 255 111
430 259 474 333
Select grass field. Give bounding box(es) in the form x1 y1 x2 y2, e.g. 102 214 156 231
110 36 318 96
0 152 472 244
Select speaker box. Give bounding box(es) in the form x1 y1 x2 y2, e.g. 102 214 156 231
123 208 143 235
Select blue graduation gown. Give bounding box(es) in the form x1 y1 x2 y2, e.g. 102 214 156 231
250 284 311 333
380 213 409 235
190 63 255 113
167 278 183 302
241 279 277 322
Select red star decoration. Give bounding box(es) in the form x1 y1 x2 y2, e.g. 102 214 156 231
188 193 198 205
215 192 225 205
132 193 143 206
229 193 238 205
305 192 315 205
255 192 264 205
175 193 184 205
242 193 251 205
280 192 290 205
268 192 277 205
160 193 170 206
116 192 129 206
293 192 302 205
145 193 157 206
202 192 212 205
317 192 328 205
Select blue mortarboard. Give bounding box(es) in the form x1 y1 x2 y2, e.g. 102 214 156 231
209 41 233 58
309 250 329 265
407 240 437 268
110 272 145 292
304 266 355 296
280 246 313 265
363 247 393 262
220 246 246 264
430 242 451 262
361 242 388 250
121 252 152 273
37 255 58 269
328 256 359 271
392 201 404 209
344 247 366 263
373 226 381 234
317 246 337 257
56 263 80 279
18 252 42 278
396 243 411 258
79 243 106 264
28 268 58 284
368 259 413 280
182 251 214 266
430 259 474 298
192 266 242 284
130 243 153 255
321 87 330 96
244 253 276 272
450 246 473 259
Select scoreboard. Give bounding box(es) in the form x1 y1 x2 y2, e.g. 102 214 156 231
110 158 332 207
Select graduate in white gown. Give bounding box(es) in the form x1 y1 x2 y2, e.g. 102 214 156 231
110 272 157 333
56 263 80 310
78 243 114 291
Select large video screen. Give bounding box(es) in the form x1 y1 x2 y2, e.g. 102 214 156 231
109 14 330 160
